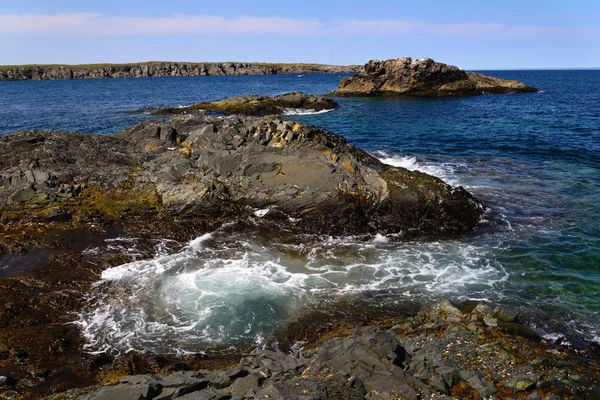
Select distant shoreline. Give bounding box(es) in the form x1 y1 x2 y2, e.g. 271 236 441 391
0 61 360 81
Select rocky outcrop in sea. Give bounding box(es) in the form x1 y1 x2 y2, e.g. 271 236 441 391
153 92 338 116
0 114 484 238
331 57 538 96
0 62 359 81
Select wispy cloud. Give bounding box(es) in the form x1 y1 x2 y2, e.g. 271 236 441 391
0 13 597 39
0 13 323 37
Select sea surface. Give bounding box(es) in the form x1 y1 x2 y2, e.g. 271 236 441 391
1 71 599 354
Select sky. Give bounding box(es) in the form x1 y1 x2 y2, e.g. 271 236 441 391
0 0 599 69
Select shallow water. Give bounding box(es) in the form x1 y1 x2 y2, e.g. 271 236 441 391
1 71 599 353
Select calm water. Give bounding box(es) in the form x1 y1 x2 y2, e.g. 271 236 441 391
1 71 599 354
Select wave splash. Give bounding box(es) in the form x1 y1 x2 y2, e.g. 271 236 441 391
282 108 335 116
78 228 507 355
374 151 461 186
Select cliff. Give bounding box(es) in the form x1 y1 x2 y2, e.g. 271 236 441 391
0 62 359 81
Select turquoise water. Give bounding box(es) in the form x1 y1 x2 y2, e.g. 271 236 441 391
1 72 598 352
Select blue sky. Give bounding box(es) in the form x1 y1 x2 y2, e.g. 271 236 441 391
1 0 598 69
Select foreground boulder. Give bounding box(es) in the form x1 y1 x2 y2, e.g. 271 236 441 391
0 114 483 236
332 57 538 96
153 92 338 116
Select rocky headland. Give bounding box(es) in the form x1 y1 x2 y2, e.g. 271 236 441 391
153 92 338 116
331 57 538 97
0 114 484 240
0 62 359 81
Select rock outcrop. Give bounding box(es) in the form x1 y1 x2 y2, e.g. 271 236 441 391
153 92 338 116
332 57 538 97
0 114 484 237
0 62 359 81
59 300 600 400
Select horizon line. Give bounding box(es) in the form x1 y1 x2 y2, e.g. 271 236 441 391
1 61 599 71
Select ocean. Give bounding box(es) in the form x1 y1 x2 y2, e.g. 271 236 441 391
1 71 598 354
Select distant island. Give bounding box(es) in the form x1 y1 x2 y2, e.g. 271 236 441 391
0 61 360 81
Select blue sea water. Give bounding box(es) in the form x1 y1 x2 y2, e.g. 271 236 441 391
1 72 599 353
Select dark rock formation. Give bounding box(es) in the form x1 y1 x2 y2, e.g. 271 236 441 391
0 114 484 237
332 57 538 97
61 300 600 400
153 92 338 116
0 62 359 81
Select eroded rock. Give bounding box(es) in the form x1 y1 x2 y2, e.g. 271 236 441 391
0 114 485 237
332 57 538 97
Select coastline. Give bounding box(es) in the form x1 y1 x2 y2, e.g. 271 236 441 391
0 67 599 398
0 62 359 81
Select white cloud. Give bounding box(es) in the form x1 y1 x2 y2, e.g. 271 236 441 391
0 13 597 39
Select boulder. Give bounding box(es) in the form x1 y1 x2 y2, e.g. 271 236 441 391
332 57 538 96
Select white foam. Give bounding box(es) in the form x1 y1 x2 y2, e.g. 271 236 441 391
373 234 389 244
253 208 271 218
282 108 334 116
373 151 460 186
79 229 509 355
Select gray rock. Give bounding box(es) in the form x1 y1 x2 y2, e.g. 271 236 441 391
82 382 161 400
467 374 497 398
32 170 50 184
229 373 262 397
1 115 484 238
187 125 214 141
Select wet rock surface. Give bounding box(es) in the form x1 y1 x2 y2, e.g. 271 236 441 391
332 57 538 97
0 62 359 81
0 114 484 240
153 92 339 116
0 114 486 398
53 300 600 400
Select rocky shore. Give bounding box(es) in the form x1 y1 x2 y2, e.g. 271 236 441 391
1 71 598 400
332 57 538 96
0 113 484 240
0 62 359 81
153 92 338 116
52 300 600 400
0 111 486 398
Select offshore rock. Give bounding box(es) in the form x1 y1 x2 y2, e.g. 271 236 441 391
0 114 484 236
332 57 538 96
0 62 359 81
153 92 338 116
